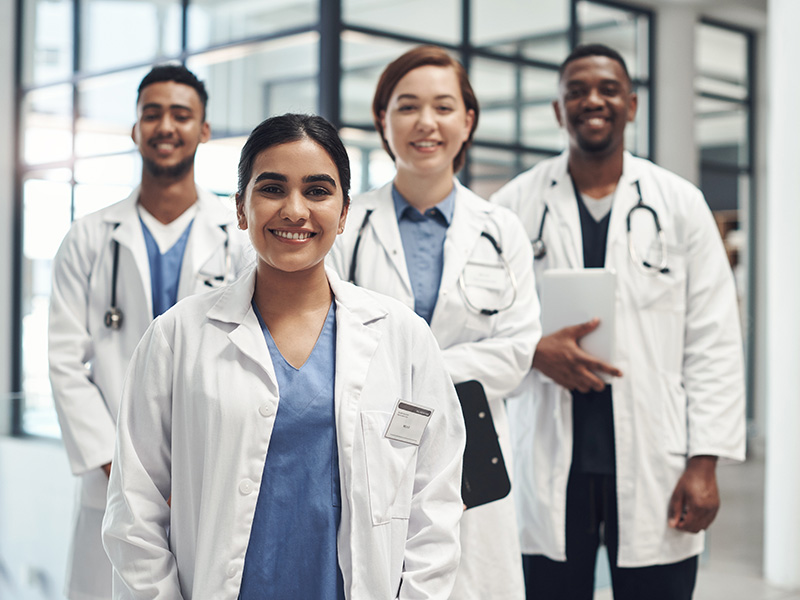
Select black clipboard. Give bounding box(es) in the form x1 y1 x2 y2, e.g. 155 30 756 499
455 380 511 509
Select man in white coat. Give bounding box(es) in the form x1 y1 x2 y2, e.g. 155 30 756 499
48 64 250 600
491 44 745 599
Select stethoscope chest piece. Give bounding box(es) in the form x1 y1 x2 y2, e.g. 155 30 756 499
532 238 547 260
104 307 123 330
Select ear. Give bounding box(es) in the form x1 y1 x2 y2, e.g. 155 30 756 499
552 99 564 127
131 123 138 144
379 110 387 135
200 120 211 144
462 109 476 142
627 92 639 123
338 200 349 234
235 194 248 230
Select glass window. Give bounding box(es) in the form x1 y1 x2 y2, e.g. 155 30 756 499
696 23 748 99
341 31 415 128
21 0 74 86
471 0 570 64
340 128 395 193
188 0 319 51
76 68 150 158
80 0 182 72
469 146 552 199
188 33 320 138
73 154 140 218
21 177 73 437
627 84 649 158
577 1 650 80
21 84 74 166
470 57 517 145
194 137 248 196
343 0 460 45
696 96 748 168
520 67 561 151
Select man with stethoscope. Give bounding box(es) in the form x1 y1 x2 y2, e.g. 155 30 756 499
492 44 745 599
48 64 250 600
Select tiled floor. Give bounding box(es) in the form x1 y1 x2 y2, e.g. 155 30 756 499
595 452 800 599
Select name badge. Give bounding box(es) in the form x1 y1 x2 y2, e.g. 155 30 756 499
462 262 506 291
384 400 434 446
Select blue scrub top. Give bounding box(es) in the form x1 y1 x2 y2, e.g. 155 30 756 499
392 185 455 324
239 300 345 600
140 217 194 318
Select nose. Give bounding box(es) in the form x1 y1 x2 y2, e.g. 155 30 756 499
279 190 310 222
584 87 604 109
156 114 178 135
415 105 436 131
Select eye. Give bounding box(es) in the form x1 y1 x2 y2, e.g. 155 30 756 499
257 184 283 195
306 186 333 198
142 113 160 121
397 104 417 113
437 105 455 113
565 88 584 100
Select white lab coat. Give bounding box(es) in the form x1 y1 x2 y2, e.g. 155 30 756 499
48 186 251 600
102 267 467 600
327 180 541 600
491 151 746 568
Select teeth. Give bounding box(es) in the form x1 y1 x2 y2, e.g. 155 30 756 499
156 143 175 150
273 230 313 240
413 141 438 148
585 118 606 126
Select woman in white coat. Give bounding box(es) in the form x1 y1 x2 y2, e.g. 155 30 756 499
102 113 467 600
327 46 541 600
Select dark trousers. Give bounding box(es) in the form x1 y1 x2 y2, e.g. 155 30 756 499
523 470 698 600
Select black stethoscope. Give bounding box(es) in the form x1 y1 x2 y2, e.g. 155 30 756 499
347 210 518 316
531 179 669 275
104 224 232 330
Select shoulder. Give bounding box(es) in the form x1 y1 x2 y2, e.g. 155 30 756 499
490 154 564 210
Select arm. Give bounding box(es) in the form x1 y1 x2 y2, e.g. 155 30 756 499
441 214 542 401
400 323 467 600
102 319 181 598
48 224 117 475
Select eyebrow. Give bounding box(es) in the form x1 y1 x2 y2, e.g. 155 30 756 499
396 93 458 101
141 103 194 112
253 172 337 188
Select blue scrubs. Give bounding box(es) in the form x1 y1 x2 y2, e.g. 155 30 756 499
392 185 455 324
239 301 345 600
140 218 194 318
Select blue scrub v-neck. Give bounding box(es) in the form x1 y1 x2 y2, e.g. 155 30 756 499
239 300 345 600
140 217 194 318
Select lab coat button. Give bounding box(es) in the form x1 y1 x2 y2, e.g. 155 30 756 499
239 479 254 495
259 403 273 417
227 565 237 578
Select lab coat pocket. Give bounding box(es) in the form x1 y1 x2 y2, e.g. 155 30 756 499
361 411 418 525
618 243 687 312
80 467 110 510
661 371 688 456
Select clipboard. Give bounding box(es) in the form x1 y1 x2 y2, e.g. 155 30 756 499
455 380 511 509
540 268 616 368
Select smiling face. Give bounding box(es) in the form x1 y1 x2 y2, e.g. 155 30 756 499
553 55 637 159
132 81 211 180
380 65 475 181
236 138 348 278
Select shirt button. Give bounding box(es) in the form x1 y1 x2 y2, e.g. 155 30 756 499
239 479 254 495
259 403 274 417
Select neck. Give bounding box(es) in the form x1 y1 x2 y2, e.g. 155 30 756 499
568 148 624 199
393 169 454 212
253 263 332 322
138 169 199 224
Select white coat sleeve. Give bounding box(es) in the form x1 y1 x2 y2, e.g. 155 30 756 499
102 318 180 599
48 224 117 475
440 214 541 401
400 321 467 600
682 191 746 461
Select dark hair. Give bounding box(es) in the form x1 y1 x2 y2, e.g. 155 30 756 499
372 45 479 173
137 64 209 120
236 113 351 208
559 43 631 85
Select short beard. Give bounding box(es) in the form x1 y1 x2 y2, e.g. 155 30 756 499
576 134 613 155
142 155 195 180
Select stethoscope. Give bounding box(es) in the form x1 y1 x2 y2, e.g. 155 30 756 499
104 224 232 330
347 209 518 316
531 178 669 275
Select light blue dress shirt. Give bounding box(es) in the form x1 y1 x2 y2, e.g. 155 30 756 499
392 185 455 324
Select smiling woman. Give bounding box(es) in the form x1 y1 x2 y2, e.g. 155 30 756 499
101 113 468 600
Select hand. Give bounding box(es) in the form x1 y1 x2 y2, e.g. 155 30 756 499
532 319 622 392
102 462 112 478
668 455 720 533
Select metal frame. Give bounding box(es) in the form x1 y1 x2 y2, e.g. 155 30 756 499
10 0 656 436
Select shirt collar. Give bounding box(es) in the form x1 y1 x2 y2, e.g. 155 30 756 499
392 183 456 225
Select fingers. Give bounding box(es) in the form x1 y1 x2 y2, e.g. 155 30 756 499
667 486 684 529
567 318 600 339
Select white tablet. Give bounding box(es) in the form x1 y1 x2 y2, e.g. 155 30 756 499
540 268 616 367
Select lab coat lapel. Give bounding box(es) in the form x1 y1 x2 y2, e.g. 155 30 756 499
104 187 153 318
367 185 413 295
208 268 279 394
328 270 385 487
178 189 230 299
546 159 583 269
